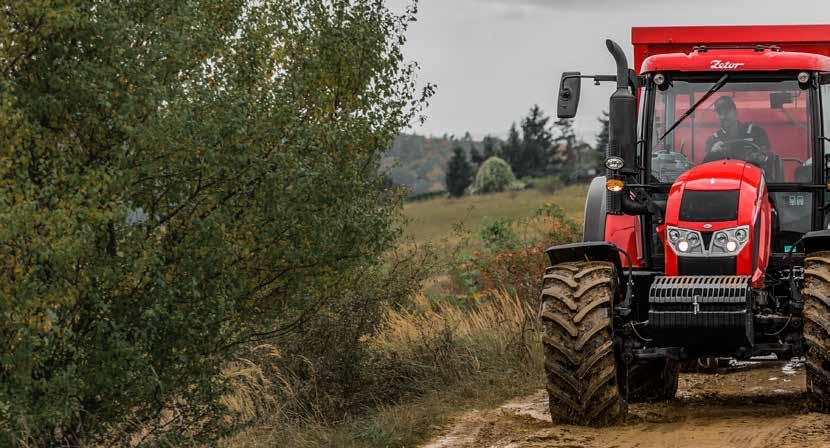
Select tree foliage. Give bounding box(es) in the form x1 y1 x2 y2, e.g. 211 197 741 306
445 145 474 197
501 123 522 175
481 135 501 160
519 105 553 178
470 146 485 167
470 157 523 194
0 0 430 445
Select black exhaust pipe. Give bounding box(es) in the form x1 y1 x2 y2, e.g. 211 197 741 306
605 39 638 214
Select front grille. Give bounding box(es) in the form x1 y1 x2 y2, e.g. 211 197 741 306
678 256 736 275
648 275 754 350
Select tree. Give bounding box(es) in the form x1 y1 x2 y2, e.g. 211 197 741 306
520 105 553 177
470 146 486 166
0 1 431 444
470 157 524 194
552 116 578 175
482 135 501 160
596 110 610 154
502 122 522 174
446 145 474 197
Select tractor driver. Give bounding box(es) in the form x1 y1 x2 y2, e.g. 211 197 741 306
704 96 780 179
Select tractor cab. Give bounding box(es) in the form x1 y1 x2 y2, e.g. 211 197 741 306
639 46 830 271
541 25 830 427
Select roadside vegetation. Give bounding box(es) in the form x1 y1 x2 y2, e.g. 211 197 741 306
0 1 433 445
0 1 590 446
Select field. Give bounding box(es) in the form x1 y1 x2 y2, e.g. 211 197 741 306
402 184 588 247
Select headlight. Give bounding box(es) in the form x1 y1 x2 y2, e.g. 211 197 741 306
735 228 748 242
710 225 750 255
665 227 704 256
688 234 701 247
605 157 624 171
667 225 750 257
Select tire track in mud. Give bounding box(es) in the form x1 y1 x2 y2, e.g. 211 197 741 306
422 362 830 448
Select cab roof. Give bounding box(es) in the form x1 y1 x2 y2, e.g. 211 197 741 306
641 48 830 73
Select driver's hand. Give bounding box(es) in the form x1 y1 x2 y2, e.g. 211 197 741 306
711 141 726 152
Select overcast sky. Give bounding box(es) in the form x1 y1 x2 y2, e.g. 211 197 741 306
386 0 830 144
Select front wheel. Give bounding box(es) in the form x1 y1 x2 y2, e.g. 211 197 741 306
626 359 680 403
803 251 830 412
539 261 625 426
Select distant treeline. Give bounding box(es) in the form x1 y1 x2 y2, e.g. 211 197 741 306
383 106 610 197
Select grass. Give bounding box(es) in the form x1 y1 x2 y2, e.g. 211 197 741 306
222 292 543 448
402 184 588 248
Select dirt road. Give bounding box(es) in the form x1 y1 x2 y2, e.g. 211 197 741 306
422 360 830 448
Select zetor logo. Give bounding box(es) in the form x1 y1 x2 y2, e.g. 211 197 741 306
710 60 745 70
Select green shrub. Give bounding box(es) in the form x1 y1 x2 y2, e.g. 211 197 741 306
468 204 582 303
0 1 429 445
470 157 525 194
479 218 521 254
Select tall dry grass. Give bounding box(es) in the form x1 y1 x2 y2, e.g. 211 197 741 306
371 291 542 379
221 289 542 447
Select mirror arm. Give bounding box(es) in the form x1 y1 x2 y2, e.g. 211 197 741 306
562 74 616 86
561 73 646 89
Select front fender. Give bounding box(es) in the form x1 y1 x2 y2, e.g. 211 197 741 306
802 229 830 255
583 176 607 242
545 241 626 287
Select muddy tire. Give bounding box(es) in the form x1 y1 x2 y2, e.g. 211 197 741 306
626 359 680 403
540 261 625 426
803 251 830 412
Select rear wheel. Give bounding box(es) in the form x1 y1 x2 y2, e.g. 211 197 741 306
540 261 625 426
627 359 680 403
803 251 830 412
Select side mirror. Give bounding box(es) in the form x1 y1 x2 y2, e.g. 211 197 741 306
770 91 793 109
558 72 582 118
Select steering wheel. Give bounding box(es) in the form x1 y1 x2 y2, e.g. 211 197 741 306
703 139 767 167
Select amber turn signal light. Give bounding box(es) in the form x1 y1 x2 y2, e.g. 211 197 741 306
606 179 625 192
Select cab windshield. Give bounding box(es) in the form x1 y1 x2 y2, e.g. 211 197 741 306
649 77 813 184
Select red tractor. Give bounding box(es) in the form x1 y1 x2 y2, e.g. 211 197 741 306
543 25 830 425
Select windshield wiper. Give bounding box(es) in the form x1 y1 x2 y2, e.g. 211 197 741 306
660 74 729 141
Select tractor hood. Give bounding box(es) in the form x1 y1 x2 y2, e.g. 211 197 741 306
665 159 765 230
676 159 750 191
660 159 769 283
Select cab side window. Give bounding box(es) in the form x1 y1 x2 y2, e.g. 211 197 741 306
822 84 830 135
822 83 830 228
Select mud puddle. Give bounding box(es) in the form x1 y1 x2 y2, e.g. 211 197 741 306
422 361 830 448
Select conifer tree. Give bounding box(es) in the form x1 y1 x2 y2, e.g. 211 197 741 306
502 122 523 175
446 145 474 197
521 105 554 177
